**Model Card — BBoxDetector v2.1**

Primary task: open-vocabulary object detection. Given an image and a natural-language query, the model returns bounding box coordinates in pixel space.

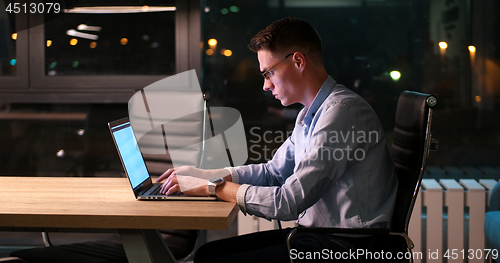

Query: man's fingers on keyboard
[166,184,181,196]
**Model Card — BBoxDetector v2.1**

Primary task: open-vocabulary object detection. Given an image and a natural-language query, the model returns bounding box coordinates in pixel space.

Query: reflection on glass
[0,13,16,76]
[44,1,176,76]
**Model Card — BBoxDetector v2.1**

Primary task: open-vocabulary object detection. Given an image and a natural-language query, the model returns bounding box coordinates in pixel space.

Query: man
[157,17,397,262]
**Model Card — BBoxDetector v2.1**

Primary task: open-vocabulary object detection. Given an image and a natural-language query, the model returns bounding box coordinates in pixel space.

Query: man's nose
[263,78,274,91]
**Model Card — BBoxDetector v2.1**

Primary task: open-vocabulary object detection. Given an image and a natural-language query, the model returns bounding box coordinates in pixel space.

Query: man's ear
[292,52,306,70]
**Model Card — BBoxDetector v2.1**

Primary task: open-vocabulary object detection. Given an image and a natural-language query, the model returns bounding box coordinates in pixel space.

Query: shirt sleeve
[225,167,250,214]
[236,184,251,215]
[242,102,373,221]
[234,135,296,187]
[225,167,239,184]
[230,131,296,216]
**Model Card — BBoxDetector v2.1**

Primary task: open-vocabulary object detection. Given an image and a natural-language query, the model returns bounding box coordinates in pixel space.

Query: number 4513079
[5,2,61,14]
[444,249,498,260]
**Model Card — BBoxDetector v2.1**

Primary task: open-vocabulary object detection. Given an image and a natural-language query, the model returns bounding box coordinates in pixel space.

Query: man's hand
[156,166,238,202]
[157,166,231,182]
[158,172,210,196]
[157,167,208,196]
[156,166,202,183]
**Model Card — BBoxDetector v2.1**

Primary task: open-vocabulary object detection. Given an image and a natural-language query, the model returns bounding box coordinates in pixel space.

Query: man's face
[257,50,302,106]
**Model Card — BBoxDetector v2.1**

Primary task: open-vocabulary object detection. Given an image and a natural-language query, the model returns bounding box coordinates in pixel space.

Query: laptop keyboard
[150,186,183,196]
[150,186,162,195]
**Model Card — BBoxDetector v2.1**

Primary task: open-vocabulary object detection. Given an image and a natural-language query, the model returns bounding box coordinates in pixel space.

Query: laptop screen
[110,120,150,190]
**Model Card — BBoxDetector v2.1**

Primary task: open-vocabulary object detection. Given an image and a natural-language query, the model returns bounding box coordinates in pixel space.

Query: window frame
[1,12,29,89]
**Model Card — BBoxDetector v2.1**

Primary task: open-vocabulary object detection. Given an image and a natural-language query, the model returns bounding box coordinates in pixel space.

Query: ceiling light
[67,29,99,40]
[64,6,176,14]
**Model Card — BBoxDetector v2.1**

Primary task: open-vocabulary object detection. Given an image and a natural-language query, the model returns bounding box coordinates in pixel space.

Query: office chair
[286,90,439,263]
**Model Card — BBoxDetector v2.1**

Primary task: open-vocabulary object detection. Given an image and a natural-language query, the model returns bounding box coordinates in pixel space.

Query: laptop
[108,117,217,201]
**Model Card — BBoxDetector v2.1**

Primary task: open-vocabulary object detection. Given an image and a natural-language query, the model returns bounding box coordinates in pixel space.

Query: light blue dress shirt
[231,76,397,228]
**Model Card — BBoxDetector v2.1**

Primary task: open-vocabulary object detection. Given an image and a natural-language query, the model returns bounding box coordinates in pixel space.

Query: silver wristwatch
[208,177,225,196]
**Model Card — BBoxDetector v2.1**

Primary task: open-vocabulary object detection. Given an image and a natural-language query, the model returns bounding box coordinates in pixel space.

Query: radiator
[237,166,500,263]
[411,177,497,263]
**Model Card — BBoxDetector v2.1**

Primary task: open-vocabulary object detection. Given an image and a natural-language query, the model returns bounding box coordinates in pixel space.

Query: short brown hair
[248,17,322,63]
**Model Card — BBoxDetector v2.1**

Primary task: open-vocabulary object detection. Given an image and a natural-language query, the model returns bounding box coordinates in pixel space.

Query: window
[0,0,201,177]
[1,0,499,178]
[43,2,176,76]
[0,11,16,76]
[201,0,500,174]
[0,0,199,102]
[0,11,28,88]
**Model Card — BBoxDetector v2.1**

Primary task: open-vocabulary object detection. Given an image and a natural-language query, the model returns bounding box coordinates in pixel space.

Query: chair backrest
[390,90,438,234]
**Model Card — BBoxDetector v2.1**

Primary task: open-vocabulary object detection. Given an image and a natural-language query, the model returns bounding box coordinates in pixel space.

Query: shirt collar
[302,76,335,127]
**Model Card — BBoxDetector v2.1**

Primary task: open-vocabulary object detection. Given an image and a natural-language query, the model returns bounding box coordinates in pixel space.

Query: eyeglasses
[260,53,294,80]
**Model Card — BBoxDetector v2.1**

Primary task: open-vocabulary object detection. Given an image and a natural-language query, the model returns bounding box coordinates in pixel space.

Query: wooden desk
[0,176,239,263]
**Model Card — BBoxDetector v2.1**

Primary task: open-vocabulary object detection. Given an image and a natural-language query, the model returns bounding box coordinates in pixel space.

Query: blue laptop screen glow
[113,123,149,189]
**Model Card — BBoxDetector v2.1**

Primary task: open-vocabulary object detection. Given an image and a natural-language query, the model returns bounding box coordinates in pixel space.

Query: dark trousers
[194,228,374,263]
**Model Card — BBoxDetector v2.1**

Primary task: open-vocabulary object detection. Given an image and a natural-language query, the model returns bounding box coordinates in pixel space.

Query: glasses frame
[260,53,294,80]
